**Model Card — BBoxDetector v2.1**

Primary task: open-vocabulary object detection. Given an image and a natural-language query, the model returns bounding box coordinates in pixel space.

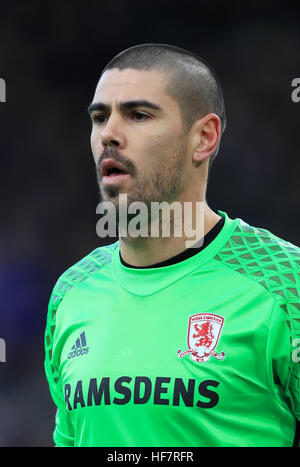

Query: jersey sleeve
[267,299,300,432]
[44,245,118,446]
[44,285,75,447]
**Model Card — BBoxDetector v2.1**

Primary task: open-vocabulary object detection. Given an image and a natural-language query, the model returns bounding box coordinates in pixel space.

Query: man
[44,44,300,447]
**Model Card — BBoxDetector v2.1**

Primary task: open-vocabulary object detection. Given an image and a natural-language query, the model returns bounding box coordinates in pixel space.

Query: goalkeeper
[44,44,300,447]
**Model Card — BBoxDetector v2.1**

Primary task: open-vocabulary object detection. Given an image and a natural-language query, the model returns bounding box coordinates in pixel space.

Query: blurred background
[0,0,299,446]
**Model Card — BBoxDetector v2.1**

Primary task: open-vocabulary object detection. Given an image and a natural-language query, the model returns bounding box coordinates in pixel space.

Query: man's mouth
[100,158,130,184]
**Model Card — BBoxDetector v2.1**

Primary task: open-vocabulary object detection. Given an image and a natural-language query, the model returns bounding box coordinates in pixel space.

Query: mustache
[96,146,137,177]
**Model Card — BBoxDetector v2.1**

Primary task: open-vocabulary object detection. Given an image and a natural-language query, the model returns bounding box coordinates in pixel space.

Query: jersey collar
[111,210,239,296]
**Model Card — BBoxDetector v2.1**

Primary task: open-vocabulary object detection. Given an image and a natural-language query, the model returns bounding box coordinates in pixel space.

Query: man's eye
[132,111,149,122]
[92,114,107,125]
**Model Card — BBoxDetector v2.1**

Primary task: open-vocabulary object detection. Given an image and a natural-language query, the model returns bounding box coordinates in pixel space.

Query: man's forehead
[93,68,169,101]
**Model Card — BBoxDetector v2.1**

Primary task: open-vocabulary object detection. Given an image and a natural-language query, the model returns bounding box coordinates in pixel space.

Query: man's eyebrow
[119,100,162,112]
[87,100,162,115]
[87,102,110,114]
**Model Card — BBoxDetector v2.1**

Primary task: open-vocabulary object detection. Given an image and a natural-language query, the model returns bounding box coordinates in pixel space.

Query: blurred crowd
[0,1,299,446]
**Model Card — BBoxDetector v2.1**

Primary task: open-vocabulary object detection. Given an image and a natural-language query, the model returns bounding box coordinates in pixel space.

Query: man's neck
[119,203,221,267]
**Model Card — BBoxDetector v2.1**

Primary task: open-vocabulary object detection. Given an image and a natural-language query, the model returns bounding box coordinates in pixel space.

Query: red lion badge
[178,313,225,363]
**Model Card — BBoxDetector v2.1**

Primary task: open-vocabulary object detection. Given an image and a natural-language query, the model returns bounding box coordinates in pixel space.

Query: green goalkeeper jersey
[44,210,300,447]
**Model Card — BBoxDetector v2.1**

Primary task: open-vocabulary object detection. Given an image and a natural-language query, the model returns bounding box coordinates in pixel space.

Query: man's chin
[101,186,120,201]
[100,176,134,200]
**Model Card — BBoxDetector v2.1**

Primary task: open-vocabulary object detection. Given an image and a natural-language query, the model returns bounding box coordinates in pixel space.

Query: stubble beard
[96,142,188,241]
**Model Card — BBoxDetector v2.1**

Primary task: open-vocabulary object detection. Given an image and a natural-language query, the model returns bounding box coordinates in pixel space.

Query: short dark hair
[101,43,226,169]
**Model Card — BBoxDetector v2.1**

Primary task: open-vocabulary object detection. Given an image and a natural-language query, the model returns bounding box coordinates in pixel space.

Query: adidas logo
[68,332,89,359]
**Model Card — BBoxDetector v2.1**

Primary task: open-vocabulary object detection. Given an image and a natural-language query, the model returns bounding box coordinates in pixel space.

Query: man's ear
[191,113,221,164]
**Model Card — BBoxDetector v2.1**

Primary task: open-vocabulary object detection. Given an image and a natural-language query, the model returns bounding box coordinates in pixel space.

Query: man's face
[89,68,190,210]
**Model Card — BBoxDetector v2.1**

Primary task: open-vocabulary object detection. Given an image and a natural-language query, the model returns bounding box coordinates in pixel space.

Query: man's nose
[101,114,126,148]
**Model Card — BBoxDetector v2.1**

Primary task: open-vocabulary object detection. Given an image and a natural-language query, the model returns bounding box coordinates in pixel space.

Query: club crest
[178,313,225,363]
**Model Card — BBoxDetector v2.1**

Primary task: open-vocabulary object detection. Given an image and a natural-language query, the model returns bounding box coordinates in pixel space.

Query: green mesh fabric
[45,243,117,384]
[214,218,300,414]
